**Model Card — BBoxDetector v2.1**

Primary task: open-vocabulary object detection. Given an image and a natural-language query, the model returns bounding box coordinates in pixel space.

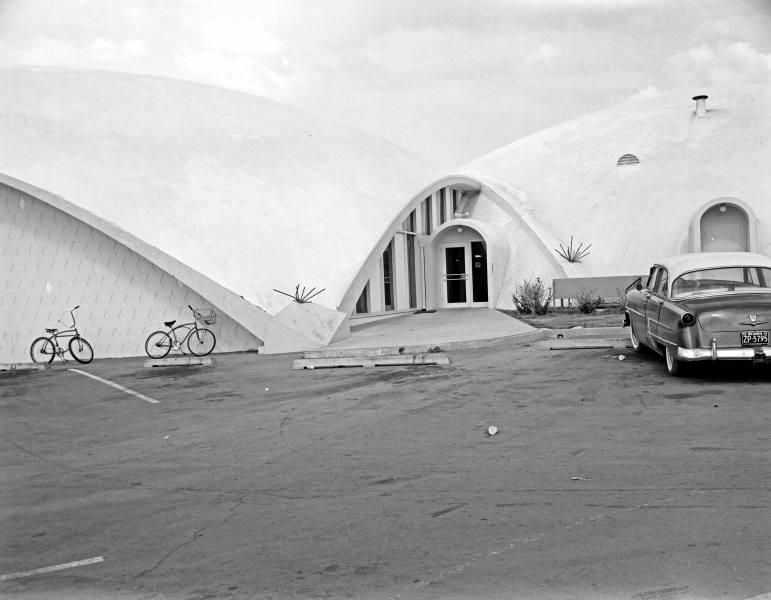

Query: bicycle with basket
[30,305,94,364]
[144,305,217,358]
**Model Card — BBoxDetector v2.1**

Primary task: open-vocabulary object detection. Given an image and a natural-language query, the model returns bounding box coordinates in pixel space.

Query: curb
[143,356,214,368]
[294,353,451,370]
[312,327,628,358]
[0,362,48,372]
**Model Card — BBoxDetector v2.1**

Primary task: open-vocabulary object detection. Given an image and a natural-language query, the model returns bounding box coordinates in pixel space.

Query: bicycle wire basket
[192,308,217,325]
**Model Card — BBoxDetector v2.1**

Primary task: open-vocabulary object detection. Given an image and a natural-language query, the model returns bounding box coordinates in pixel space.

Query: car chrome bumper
[677,345,771,362]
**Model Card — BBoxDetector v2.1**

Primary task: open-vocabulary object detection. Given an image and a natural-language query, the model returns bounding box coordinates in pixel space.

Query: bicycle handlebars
[58,306,80,328]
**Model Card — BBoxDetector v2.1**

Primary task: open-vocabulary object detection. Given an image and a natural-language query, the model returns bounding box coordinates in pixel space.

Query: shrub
[576,287,602,314]
[513,277,552,315]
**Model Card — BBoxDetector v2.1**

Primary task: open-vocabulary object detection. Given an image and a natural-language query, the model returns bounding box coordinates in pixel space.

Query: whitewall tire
[630,323,644,353]
[665,345,684,376]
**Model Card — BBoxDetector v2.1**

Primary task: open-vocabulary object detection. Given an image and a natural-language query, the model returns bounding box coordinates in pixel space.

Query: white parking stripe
[0,556,104,581]
[68,369,159,404]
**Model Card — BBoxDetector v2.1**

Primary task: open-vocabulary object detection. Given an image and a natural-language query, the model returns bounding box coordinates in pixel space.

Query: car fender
[655,301,698,349]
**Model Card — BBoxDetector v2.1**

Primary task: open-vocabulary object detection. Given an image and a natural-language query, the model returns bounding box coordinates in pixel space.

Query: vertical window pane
[439,189,446,224]
[407,235,417,308]
[471,241,488,302]
[383,240,394,311]
[355,282,369,314]
[423,197,432,235]
[445,246,466,303]
[402,209,415,232]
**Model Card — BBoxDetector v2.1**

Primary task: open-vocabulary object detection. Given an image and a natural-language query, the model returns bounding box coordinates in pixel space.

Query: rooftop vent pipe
[692,94,708,117]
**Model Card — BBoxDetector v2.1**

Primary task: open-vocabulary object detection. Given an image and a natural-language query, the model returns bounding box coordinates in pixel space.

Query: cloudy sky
[1,0,769,168]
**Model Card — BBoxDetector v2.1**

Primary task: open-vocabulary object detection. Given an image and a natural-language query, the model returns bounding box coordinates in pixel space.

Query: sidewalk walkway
[328,308,537,352]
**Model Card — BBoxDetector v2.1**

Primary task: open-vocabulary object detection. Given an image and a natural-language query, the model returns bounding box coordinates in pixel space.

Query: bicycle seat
[45,328,58,334]
[164,320,176,328]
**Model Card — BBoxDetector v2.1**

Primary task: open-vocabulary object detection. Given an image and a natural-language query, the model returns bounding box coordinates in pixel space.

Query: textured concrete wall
[1,185,261,364]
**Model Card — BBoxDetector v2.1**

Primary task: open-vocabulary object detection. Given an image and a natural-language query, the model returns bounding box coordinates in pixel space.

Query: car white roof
[655,252,771,279]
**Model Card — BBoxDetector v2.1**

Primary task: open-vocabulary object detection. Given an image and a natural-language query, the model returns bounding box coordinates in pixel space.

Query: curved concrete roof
[459,84,771,275]
[0,67,439,316]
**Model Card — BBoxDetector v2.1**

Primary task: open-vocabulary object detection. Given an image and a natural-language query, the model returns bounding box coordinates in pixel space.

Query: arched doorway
[700,203,749,252]
[433,223,489,308]
[441,240,488,307]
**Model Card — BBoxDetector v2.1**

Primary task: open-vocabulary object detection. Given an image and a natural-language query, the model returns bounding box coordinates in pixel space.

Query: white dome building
[2,67,768,364]
[0,67,439,363]
[341,83,770,317]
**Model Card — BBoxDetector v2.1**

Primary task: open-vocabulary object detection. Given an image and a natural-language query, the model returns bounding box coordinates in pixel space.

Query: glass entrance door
[442,242,488,307]
[444,246,467,304]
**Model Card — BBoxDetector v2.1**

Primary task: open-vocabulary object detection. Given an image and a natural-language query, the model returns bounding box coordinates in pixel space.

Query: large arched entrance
[700,202,749,252]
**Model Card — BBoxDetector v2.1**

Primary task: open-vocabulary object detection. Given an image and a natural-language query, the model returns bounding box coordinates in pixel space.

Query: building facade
[1,68,768,362]
[343,85,770,321]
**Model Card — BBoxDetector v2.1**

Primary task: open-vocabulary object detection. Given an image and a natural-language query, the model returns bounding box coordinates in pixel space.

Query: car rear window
[672,266,771,298]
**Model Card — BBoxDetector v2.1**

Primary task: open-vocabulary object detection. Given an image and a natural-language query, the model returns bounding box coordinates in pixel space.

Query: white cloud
[182,8,284,56]
[9,36,78,64]
[90,38,147,61]
[664,41,771,88]
[174,50,288,96]
[522,44,561,69]
[623,85,662,103]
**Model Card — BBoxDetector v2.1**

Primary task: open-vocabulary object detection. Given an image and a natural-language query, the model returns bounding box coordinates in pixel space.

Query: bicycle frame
[166,321,201,351]
[49,328,79,355]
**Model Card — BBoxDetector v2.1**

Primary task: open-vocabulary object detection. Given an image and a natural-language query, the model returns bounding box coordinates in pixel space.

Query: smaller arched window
[617,154,640,166]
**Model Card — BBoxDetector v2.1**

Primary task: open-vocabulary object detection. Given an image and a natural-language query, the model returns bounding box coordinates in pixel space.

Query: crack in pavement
[134,493,248,579]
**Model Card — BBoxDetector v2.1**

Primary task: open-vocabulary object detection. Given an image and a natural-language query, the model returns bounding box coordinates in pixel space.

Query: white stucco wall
[1,184,262,364]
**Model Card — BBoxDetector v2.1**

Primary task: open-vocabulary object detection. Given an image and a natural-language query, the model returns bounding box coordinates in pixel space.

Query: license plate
[741,330,769,346]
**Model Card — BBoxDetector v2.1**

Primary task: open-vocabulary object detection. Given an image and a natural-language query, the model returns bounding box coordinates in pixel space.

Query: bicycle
[144,305,217,359]
[30,305,94,364]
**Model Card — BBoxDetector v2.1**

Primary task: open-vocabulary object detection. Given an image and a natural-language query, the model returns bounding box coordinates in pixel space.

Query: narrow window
[439,189,446,224]
[383,239,394,311]
[452,189,459,217]
[355,282,369,314]
[402,209,416,232]
[422,197,432,235]
[406,235,417,309]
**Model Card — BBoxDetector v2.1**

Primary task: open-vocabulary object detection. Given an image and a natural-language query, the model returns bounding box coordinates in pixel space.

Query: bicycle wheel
[187,328,216,356]
[69,336,94,364]
[145,331,172,359]
[30,337,56,364]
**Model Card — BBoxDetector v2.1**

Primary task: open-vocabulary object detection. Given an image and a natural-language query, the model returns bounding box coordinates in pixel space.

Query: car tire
[629,322,645,353]
[665,345,686,376]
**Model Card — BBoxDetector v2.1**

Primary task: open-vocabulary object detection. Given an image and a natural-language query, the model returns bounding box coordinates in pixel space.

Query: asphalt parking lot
[1,340,769,600]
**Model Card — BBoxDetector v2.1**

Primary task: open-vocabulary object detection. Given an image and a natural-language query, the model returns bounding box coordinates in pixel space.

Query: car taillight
[681,313,696,327]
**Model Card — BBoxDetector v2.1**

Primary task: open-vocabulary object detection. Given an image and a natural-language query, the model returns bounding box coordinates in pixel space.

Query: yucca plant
[556,235,592,263]
[273,284,325,304]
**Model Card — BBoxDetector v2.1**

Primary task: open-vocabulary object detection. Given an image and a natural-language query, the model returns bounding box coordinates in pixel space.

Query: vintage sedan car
[624,252,771,375]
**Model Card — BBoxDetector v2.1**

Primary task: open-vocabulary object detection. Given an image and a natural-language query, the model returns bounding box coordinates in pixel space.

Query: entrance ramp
[329,308,538,352]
